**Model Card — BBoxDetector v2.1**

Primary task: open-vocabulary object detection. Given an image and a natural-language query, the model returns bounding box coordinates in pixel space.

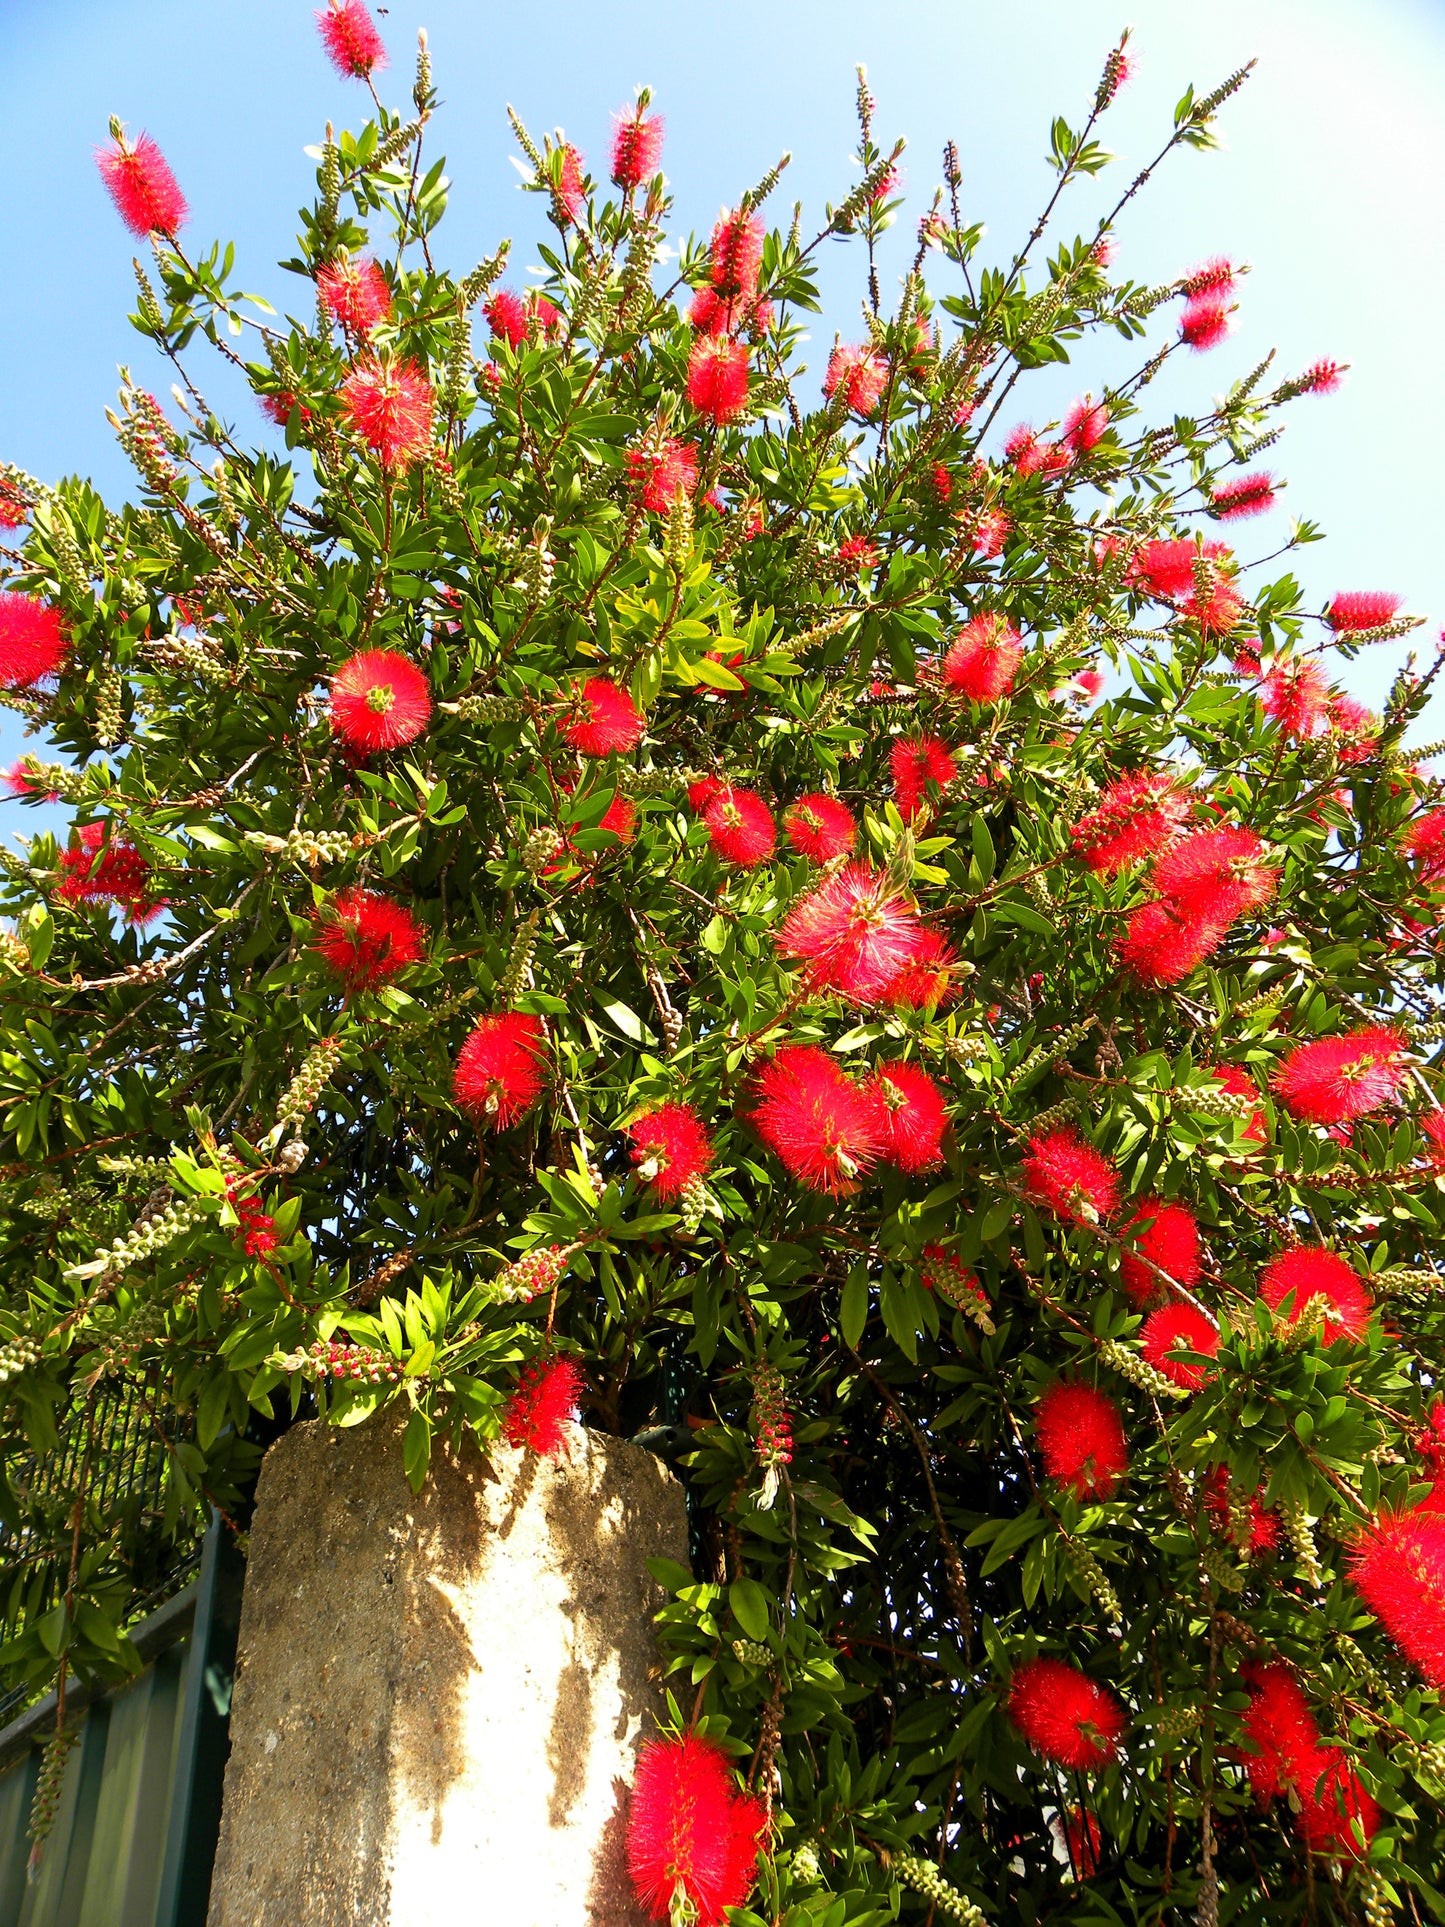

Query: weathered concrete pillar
[207,1411,687,1926]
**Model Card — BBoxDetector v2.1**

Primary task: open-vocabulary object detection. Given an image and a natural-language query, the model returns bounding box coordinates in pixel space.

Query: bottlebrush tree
[2,10,1444,1922]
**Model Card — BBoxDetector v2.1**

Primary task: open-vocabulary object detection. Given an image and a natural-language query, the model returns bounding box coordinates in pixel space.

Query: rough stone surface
[207,1412,687,1926]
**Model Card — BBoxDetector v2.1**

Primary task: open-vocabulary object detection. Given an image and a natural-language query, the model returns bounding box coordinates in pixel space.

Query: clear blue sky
[1,0,1442,809]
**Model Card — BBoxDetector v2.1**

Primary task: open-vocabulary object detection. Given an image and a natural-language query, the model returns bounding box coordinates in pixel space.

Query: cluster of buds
[520,826,563,876]
[791,1842,822,1886]
[1393,1730,1445,1788]
[449,691,527,724]
[66,1193,207,1282]
[93,1301,164,1377]
[97,1152,172,1180]
[277,1036,342,1127]
[27,1726,79,1850]
[919,1247,994,1334]
[20,760,95,804]
[679,1171,712,1237]
[18,1178,70,1220]
[1280,1499,1325,1586]
[277,1137,309,1175]
[489,1242,577,1306]
[110,385,184,494]
[730,1637,771,1667]
[0,929,30,973]
[1198,1541,1245,1595]
[1373,1266,1442,1303]
[750,1361,793,1511]
[497,910,540,1004]
[617,765,702,799]
[512,517,555,604]
[247,827,359,865]
[1097,1337,1191,1401]
[890,1855,988,1927]
[144,631,231,686]
[94,669,125,747]
[1153,1700,1203,1748]
[293,1339,402,1385]
[1066,1538,1124,1624]
[1362,1871,1396,1927]
[1009,1017,1096,1092]
[0,1333,42,1384]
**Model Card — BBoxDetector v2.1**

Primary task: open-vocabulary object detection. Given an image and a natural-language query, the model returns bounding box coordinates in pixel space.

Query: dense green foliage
[2,25,1443,1924]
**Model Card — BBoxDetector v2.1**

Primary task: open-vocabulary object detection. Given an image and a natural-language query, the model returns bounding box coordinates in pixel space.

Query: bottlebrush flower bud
[277,1035,343,1126]
[892,1856,987,1927]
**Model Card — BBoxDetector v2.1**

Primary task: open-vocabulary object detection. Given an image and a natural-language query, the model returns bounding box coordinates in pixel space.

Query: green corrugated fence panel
[0,1515,243,1927]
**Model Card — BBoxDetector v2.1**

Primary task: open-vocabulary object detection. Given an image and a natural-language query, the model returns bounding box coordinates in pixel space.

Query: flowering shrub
[2,13,1444,1920]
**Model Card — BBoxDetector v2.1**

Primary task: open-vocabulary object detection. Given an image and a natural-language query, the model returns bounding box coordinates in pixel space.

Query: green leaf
[729,1577,770,1642]
[840,1264,869,1351]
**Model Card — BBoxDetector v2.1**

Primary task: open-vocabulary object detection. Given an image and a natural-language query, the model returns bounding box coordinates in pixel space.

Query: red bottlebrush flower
[1022,1127,1120,1227]
[746,1045,887,1196]
[1422,1111,1445,1173]
[1203,1466,1279,1554]
[596,793,636,843]
[1008,1657,1125,1770]
[1259,1247,1372,1345]
[784,793,856,864]
[1210,471,1275,519]
[1352,1509,1445,1688]
[1180,297,1232,350]
[1035,1381,1127,1500]
[1272,1024,1407,1125]
[503,1356,583,1456]
[1118,1198,1201,1308]
[3,761,57,802]
[962,505,1011,558]
[1296,1751,1379,1860]
[1130,536,1234,604]
[1062,396,1109,454]
[927,462,953,505]
[776,864,927,1004]
[0,593,66,688]
[1207,1063,1268,1143]
[1139,1301,1219,1391]
[229,1188,279,1259]
[1093,234,1117,267]
[1117,900,1225,987]
[562,678,645,756]
[260,388,310,429]
[1326,591,1402,634]
[312,888,423,993]
[882,926,958,1014]
[329,649,432,753]
[339,357,434,468]
[628,439,698,512]
[1070,772,1190,876]
[687,337,750,423]
[687,776,725,812]
[703,787,776,866]
[97,131,187,238]
[1260,659,1330,738]
[626,1102,714,1200]
[1329,693,1378,761]
[1151,826,1278,922]
[1063,1808,1103,1878]
[485,289,529,348]
[627,1733,765,1927]
[610,108,664,188]
[528,292,562,338]
[57,823,163,924]
[1180,256,1236,300]
[1240,1662,1322,1805]
[708,209,765,299]
[1407,810,1445,882]
[1178,562,1244,637]
[0,481,29,530]
[941,613,1023,703]
[453,1012,547,1128]
[891,734,956,822]
[316,255,392,335]
[1299,357,1343,395]
[316,0,387,76]
[553,144,586,224]
[837,535,880,574]
[688,287,771,337]
[824,344,888,417]
[870,1060,947,1174]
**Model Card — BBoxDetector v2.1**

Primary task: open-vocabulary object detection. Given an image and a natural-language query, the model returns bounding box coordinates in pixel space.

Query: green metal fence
[0,1513,244,1926]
